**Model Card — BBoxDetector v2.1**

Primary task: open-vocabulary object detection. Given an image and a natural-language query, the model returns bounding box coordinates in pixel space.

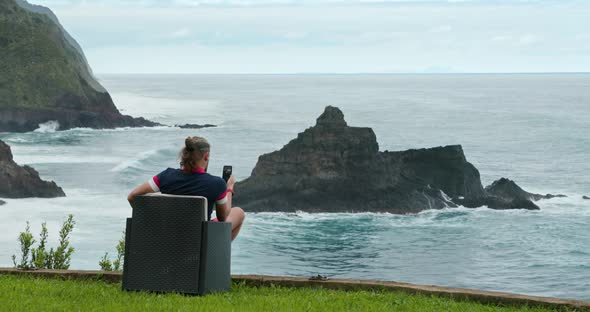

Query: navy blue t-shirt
[148,167,227,219]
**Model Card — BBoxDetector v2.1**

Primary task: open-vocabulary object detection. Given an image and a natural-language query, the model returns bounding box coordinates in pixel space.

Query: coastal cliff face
[234,106,544,213]
[0,0,156,132]
[0,140,65,198]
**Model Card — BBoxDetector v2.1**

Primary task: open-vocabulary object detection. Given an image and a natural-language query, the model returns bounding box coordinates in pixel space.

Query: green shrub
[11,215,76,270]
[12,222,35,270]
[50,215,76,270]
[31,222,48,269]
[98,253,113,271]
[99,231,125,271]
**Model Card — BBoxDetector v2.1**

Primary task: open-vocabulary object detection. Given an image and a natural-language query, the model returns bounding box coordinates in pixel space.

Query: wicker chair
[122,194,231,295]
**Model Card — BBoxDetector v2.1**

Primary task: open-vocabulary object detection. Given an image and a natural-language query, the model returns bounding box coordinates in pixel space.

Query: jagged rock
[0,140,65,198]
[176,123,217,129]
[583,196,590,200]
[0,0,158,132]
[485,178,566,201]
[234,106,540,213]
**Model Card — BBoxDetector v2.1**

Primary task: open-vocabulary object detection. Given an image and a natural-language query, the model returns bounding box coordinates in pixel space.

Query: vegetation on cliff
[0,0,156,131]
[0,0,111,111]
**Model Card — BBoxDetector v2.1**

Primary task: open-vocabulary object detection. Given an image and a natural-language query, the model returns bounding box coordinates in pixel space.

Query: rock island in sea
[234,106,563,214]
[0,140,65,198]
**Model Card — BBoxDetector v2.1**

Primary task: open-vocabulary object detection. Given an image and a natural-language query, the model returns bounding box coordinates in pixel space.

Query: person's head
[180,136,210,172]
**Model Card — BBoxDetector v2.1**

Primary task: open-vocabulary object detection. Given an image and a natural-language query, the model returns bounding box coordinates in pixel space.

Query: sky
[30,0,590,74]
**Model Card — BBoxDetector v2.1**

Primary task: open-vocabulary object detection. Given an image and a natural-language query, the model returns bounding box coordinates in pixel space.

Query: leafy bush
[51,215,76,269]
[99,232,125,271]
[31,222,48,269]
[98,253,113,271]
[12,215,76,270]
[11,222,35,270]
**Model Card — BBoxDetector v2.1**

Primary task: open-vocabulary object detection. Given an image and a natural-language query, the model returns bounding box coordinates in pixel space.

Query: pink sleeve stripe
[216,190,228,201]
[153,176,160,187]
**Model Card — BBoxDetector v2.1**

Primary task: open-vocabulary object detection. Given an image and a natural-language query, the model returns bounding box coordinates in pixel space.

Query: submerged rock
[583,196,590,200]
[234,106,542,213]
[175,123,217,129]
[454,196,540,210]
[0,140,65,198]
[0,199,5,206]
[0,0,157,132]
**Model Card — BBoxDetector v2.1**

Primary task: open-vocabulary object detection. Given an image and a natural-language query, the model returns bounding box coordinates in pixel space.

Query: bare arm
[215,175,235,221]
[127,182,155,208]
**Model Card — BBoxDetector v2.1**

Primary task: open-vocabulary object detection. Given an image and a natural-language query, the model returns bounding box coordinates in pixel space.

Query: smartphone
[222,165,232,182]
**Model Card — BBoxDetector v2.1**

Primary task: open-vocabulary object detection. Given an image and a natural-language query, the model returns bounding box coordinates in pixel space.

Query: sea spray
[34,120,60,133]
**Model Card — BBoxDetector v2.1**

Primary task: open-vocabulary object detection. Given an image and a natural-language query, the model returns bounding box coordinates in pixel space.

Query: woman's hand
[227,175,236,189]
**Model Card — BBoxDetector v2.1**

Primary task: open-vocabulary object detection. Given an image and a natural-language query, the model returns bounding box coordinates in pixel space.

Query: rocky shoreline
[234,106,563,213]
[0,140,65,199]
[0,107,159,133]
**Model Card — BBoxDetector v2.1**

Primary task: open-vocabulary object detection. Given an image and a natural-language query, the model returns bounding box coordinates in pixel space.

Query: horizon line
[96,71,590,76]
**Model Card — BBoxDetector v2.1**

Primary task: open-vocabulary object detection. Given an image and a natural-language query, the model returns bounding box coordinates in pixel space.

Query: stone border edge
[1,268,588,311]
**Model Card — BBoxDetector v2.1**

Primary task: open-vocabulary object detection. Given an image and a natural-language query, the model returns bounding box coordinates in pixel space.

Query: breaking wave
[34,120,60,133]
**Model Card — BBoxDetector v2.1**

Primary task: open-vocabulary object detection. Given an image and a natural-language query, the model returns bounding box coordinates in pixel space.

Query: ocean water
[1,74,589,300]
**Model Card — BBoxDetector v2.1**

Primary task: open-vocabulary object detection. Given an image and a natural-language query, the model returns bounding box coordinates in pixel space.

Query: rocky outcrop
[175,123,217,129]
[0,0,157,132]
[0,199,5,205]
[583,196,590,200]
[485,178,566,201]
[234,106,548,213]
[0,106,158,132]
[0,140,65,198]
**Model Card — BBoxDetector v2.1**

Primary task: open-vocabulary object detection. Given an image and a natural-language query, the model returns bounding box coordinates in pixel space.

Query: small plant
[50,214,76,270]
[11,215,76,270]
[98,253,113,271]
[31,222,49,269]
[12,222,35,270]
[99,231,125,271]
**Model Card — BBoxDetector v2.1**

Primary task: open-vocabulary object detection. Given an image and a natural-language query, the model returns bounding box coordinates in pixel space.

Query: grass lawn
[0,274,569,311]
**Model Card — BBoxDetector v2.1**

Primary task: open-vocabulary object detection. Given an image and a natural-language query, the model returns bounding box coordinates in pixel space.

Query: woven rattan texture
[124,196,207,294]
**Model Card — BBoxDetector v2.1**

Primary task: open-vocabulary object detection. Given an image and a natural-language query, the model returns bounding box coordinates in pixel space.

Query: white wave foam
[64,126,175,133]
[110,147,170,172]
[13,154,122,165]
[2,137,30,143]
[34,120,60,133]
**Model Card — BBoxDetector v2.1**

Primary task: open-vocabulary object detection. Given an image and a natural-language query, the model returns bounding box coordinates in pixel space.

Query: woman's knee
[232,207,245,221]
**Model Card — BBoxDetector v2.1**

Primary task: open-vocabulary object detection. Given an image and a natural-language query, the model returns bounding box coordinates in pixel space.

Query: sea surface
[1,74,589,300]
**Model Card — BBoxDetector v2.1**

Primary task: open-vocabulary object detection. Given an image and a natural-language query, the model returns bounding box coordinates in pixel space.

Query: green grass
[0,274,569,312]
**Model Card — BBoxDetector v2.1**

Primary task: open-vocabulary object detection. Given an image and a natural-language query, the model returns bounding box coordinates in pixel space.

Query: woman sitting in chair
[127,136,245,241]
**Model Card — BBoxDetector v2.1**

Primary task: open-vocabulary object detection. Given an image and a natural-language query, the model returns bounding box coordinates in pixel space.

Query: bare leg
[226,207,245,241]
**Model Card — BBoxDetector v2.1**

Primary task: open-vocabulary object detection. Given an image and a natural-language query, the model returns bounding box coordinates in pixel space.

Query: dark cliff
[0,140,65,198]
[234,106,544,213]
[0,0,157,132]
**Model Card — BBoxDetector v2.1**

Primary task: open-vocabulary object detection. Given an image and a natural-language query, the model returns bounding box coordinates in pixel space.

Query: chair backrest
[124,194,209,293]
[144,192,208,220]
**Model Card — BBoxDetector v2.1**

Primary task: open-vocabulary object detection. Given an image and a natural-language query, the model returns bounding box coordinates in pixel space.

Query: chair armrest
[199,221,232,294]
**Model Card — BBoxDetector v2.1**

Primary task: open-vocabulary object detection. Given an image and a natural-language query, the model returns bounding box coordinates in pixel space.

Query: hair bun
[185,137,194,151]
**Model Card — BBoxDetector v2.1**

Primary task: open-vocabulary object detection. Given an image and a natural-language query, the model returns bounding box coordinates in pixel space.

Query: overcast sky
[31,0,590,74]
